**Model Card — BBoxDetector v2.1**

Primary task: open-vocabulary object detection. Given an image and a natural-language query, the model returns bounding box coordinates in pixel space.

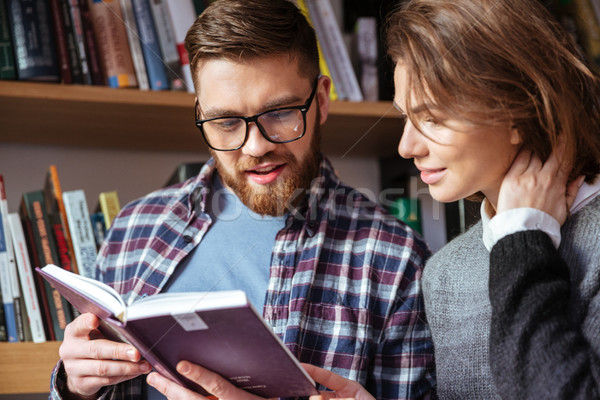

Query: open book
[37,264,318,398]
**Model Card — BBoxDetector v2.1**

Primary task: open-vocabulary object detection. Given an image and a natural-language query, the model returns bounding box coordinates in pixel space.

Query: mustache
[236,154,297,171]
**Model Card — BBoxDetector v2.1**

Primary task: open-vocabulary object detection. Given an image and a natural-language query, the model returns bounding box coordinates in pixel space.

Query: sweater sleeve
[488,230,600,400]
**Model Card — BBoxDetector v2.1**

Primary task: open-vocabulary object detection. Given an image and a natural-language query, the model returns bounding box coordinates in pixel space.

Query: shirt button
[182,235,193,243]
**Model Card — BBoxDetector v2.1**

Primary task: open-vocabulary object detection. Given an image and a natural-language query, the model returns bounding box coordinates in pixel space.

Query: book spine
[87,0,137,88]
[98,191,120,229]
[8,213,46,343]
[58,0,86,84]
[148,0,184,90]
[163,0,195,92]
[0,211,18,342]
[65,0,93,84]
[78,0,103,84]
[63,190,98,279]
[48,0,73,84]
[131,0,169,90]
[309,0,363,101]
[296,0,339,101]
[90,211,106,250]
[0,0,16,80]
[119,0,149,90]
[21,191,72,340]
[5,0,60,81]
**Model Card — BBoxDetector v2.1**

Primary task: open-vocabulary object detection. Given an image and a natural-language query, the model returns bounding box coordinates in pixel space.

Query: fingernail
[177,362,190,374]
[127,349,137,361]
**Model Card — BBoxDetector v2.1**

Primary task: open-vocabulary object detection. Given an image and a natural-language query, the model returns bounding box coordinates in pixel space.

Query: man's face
[195,55,330,216]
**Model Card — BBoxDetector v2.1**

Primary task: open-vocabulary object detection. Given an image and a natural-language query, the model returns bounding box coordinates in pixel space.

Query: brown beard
[212,121,321,216]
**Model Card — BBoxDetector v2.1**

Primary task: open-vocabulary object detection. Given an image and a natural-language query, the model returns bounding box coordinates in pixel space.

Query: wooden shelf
[0,341,61,394]
[0,81,402,157]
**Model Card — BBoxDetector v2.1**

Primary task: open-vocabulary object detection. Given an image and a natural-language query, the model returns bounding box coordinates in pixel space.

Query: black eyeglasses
[195,79,318,151]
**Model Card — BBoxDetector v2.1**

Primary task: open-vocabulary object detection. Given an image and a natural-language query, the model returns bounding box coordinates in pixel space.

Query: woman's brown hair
[386,0,600,185]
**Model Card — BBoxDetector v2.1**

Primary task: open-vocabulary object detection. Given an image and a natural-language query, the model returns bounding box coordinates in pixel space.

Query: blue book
[131,0,169,90]
[0,212,18,342]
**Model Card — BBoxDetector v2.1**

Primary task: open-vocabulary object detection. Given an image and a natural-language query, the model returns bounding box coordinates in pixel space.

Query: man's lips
[245,163,286,184]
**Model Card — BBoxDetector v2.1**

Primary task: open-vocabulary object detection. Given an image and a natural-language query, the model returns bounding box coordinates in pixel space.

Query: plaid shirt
[50,156,435,400]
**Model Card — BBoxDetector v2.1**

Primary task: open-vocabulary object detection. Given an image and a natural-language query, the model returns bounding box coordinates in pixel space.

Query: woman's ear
[509,125,522,145]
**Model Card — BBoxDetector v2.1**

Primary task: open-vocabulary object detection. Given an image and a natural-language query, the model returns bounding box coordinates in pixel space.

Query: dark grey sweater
[423,196,600,399]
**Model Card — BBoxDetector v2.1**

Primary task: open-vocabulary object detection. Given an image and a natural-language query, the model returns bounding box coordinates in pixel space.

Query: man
[49,1,434,399]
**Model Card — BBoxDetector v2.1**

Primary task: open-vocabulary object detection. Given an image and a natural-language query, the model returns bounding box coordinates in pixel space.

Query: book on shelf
[43,165,79,275]
[131,0,170,90]
[0,206,18,342]
[5,0,60,81]
[37,264,319,398]
[354,17,379,101]
[86,0,137,88]
[90,211,106,250]
[63,190,98,279]
[296,0,339,101]
[98,191,121,229]
[56,0,86,84]
[0,0,16,80]
[0,291,6,341]
[48,0,74,84]
[0,175,21,342]
[8,213,47,343]
[163,0,195,93]
[148,0,185,91]
[119,0,150,90]
[77,0,104,85]
[304,0,363,101]
[63,0,94,85]
[20,190,73,341]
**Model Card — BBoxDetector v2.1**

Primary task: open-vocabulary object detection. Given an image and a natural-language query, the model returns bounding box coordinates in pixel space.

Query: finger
[147,371,207,400]
[566,175,585,209]
[176,361,265,400]
[302,364,353,393]
[65,358,152,379]
[64,313,100,338]
[60,336,142,363]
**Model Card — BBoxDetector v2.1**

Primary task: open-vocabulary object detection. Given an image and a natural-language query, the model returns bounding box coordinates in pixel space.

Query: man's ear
[317,76,331,125]
[510,125,522,145]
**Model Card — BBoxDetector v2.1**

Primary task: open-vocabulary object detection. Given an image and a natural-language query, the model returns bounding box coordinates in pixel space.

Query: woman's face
[393,63,521,207]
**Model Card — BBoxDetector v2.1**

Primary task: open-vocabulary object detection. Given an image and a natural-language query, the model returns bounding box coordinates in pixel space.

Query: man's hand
[303,364,375,400]
[497,145,583,225]
[146,361,274,400]
[59,313,152,399]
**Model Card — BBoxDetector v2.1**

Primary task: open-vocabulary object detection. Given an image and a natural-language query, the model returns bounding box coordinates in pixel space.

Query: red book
[37,264,318,398]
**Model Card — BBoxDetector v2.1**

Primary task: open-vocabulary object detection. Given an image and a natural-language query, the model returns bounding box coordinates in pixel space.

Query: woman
[386,0,600,398]
[146,0,600,399]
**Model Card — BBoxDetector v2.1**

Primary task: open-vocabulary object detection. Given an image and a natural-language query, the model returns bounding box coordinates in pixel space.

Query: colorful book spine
[98,191,120,229]
[119,0,150,90]
[57,0,86,84]
[65,0,93,84]
[0,211,18,342]
[87,0,137,88]
[163,0,195,92]
[90,211,106,250]
[131,0,169,90]
[21,191,72,341]
[0,0,16,80]
[5,0,60,81]
[8,213,46,343]
[148,0,184,90]
[63,190,98,279]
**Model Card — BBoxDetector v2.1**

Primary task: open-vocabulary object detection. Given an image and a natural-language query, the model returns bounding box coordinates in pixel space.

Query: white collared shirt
[482,177,600,251]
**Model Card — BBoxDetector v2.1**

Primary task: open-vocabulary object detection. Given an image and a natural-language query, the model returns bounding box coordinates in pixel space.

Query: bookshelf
[0,81,402,158]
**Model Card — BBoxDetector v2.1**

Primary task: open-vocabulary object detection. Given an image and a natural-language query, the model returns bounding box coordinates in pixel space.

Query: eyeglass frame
[194,78,319,151]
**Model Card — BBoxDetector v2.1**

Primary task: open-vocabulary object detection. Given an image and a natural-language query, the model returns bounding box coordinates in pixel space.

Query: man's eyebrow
[199,94,305,119]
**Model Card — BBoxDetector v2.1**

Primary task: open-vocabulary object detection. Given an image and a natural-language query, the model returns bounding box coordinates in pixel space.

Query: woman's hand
[497,145,582,225]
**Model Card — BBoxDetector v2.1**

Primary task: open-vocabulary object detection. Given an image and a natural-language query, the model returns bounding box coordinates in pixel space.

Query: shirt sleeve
[488,230,600,399]
[488,207,561,248]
